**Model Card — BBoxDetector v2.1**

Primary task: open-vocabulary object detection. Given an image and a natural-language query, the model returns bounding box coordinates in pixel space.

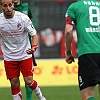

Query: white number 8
[89,6,100,26]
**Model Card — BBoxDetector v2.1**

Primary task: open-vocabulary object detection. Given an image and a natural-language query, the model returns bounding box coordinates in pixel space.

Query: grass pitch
[0,86,99,100]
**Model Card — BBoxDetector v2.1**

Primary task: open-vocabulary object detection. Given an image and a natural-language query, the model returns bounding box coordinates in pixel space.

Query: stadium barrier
[0,59,78,87]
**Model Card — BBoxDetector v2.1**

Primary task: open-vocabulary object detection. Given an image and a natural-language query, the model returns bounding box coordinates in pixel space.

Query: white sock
[12,92,22,100]
[33,85,43,99]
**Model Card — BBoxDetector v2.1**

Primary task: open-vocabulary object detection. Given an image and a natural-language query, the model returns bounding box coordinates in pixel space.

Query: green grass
[0,86,99,100]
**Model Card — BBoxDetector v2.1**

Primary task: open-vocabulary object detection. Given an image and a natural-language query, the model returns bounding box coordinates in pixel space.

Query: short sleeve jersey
[65,0,100,57]
[0,11,36,61]
[14,3,34,44]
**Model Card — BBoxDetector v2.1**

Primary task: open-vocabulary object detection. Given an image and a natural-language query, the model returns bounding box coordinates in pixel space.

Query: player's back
[71,0,100,34]
[66,0,100,57]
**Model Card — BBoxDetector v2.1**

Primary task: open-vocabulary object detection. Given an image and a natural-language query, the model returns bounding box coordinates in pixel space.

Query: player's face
[12,0,20,5]
[1,0,14,18]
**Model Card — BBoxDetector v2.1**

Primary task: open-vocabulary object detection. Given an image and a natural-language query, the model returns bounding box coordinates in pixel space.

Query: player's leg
[87,97,96,100]
[98,84,100,98]
[4,60,22,100]
[10,77,22,100]
[25,83,32,100]
[80,86,95,100]
[21,57,46,100]
[24,77,46,100]
[78,54,99,100]
[25,54,37,100]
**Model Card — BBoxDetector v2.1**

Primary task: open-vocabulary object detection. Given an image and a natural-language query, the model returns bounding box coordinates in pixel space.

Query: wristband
[32,44,37,48]
[66,50,71,55]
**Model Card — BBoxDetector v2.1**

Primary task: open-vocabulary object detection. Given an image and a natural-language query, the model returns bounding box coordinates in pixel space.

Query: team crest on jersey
[17,23,22,30]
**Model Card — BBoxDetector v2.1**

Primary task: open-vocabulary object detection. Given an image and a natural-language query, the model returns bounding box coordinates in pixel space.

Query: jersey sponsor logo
[1,31,21,37]
[85,26,100,32]
[17,23,22,30]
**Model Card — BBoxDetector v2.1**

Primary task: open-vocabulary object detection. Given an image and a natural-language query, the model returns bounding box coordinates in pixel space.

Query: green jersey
[14,2,33,44]
[66,0,100,57]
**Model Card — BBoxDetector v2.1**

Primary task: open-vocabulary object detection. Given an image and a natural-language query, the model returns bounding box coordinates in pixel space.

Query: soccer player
[65,0,100,100]
[12,0,38,100]
[0,0,46,100]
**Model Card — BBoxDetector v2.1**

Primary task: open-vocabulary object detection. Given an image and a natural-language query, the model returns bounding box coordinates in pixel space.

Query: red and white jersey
[0,11,36,61]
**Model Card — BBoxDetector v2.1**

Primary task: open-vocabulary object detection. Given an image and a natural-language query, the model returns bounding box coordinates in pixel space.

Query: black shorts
[78,54,100,90]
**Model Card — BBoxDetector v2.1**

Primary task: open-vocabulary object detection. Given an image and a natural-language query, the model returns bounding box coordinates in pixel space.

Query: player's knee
[9,78,19,88]
[25,80,33,86]
[24,76,33,85]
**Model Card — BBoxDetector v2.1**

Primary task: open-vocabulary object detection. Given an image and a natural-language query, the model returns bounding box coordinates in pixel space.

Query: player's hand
[26,45,38,54]
[65,55,75,64]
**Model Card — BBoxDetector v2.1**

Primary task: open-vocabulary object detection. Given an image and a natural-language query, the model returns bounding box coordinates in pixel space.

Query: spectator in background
[65,0,100,100]
[56,0,65,4]
[56,0,67,21]
[12,0,39,100]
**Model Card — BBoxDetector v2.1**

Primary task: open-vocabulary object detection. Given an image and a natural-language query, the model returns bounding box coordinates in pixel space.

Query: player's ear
[0,4,2,10]
[12,2,14,8]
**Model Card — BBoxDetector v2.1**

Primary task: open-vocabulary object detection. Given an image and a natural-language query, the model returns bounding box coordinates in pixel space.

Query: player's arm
[26,28,38,54]
[27,5,37,66]
[28,6,38,45]
[65,16,75,64]
[24,16,38,54]
[31,33,38,50]
[26,33,38,54]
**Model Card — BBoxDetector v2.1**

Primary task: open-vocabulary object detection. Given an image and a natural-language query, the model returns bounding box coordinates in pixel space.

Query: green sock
[87,97,96,100]
[25,84,33,100]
